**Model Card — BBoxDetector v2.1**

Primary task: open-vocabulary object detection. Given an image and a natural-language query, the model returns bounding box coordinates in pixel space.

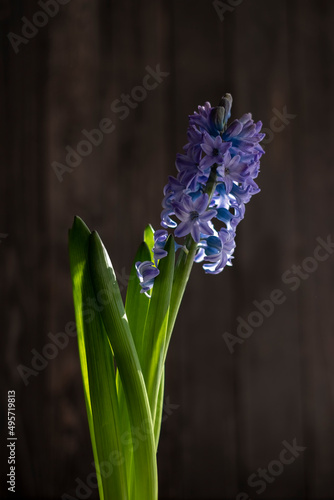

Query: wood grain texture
[1,0,334,498]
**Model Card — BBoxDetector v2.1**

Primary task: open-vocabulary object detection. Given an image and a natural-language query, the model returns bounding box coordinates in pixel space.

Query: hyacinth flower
[68,93,265,500]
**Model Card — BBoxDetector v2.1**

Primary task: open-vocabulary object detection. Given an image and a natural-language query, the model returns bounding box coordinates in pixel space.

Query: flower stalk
[165,167,219,357]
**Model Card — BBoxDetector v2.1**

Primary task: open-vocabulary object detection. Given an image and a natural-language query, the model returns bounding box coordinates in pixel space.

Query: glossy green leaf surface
[144,224,155,263]
[141,236,175,425]
[88,231,158,500]
[125,241,151,362]
[68,216,128,500]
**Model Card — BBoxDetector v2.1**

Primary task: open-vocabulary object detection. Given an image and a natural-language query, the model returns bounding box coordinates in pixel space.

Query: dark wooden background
[1,0,334,498]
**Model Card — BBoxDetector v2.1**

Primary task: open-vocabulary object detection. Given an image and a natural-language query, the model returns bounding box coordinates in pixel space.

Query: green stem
[163,236,196,359]
[164,167,218,359]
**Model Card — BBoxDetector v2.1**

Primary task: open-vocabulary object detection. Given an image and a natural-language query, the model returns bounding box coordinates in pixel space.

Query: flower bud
[209,93,233,133]
[209,106,225,132]
[219,93,233,122]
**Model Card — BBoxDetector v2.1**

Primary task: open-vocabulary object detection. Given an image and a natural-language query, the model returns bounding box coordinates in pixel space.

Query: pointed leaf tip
[144,225,155,263]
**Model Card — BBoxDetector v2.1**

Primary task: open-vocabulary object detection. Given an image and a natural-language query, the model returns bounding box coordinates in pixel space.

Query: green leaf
[144,224,155,262]
[68,216,128,500]
[141,235,175,427]
[88,231,158,500]
[116,241,152,494]
[125,241,151,362]
[153,368,165,450]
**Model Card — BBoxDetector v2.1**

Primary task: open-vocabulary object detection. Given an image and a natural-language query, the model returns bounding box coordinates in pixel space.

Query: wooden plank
[286,1,334,498]
[231,1,305,498]
[48,1,110,497]
[0,1,51,497]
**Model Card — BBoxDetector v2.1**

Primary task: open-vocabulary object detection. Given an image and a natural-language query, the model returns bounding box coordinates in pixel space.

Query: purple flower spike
[156,93,265,276]
[173,193,217,243]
